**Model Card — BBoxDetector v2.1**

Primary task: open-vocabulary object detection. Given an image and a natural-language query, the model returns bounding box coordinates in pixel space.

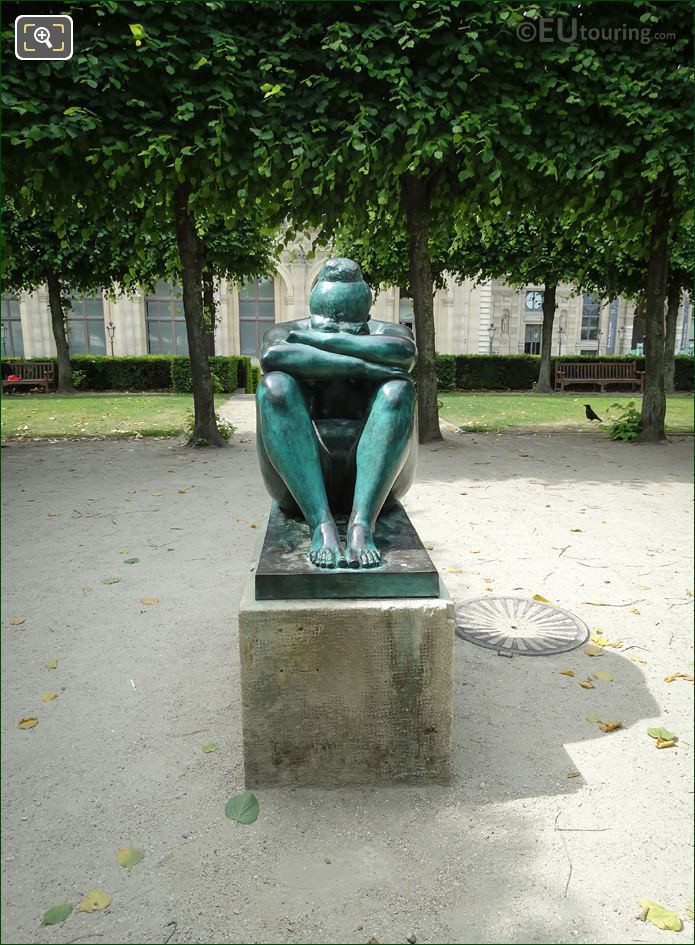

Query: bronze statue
[256,258,417,569]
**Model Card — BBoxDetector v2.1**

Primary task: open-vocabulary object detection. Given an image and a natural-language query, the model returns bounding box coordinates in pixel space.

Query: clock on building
[525,290,544,311]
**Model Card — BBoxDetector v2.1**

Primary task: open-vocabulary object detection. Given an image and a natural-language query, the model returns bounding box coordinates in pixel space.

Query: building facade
[3,243,692,362]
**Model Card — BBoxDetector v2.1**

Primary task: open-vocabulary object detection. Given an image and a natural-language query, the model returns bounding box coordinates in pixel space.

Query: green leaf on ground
[79,888,112,912]
[45,659,58,670]
[116,847,144,869]
[102,577,121,585]
[586,713,601,723]
[225,792,259,825]
[202,743,220,753]
[647,727,677,741]
[638,900,683,931]
[124,557,140,565]
[41,903,73,926]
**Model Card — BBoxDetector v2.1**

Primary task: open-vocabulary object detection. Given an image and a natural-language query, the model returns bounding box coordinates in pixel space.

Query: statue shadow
[450,640,660,803]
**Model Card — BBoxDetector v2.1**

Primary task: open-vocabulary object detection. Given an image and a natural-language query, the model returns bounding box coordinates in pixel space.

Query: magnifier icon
[34,26,53,49]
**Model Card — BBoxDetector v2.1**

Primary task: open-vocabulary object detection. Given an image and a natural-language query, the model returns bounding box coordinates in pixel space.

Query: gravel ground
[2,394,693,945]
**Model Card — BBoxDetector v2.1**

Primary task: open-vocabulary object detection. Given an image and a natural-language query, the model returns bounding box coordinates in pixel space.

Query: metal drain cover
[455,596,589,656]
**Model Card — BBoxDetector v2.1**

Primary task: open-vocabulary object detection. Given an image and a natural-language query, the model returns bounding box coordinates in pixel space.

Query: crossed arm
[260,326,416,381]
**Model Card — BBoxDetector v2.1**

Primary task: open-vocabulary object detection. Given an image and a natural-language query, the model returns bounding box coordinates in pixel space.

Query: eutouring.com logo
[515,17,676,45]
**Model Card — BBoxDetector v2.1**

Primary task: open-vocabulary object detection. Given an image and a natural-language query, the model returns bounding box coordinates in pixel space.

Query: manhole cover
[454,596,589,656]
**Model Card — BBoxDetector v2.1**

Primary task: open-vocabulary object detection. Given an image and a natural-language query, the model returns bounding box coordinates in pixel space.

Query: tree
[2,199,162,392]
[3,1,289,443]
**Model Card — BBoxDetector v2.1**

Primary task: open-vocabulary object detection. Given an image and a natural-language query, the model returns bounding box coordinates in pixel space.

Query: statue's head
[309,257,372,335]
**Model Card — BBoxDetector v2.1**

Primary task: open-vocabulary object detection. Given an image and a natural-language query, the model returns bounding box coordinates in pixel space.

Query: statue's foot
[309,521,347,569]
[346,522,381,569]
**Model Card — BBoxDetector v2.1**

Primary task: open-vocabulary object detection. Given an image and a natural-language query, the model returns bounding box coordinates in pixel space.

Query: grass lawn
[438,391,694,434]
[0,393,228,439]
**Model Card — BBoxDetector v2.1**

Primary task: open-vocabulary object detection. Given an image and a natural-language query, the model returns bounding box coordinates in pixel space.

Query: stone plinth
[238,574,454,787]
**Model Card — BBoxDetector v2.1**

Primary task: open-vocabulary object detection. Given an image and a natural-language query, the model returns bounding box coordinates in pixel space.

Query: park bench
[1,361,56,394]
[554,361,645,393]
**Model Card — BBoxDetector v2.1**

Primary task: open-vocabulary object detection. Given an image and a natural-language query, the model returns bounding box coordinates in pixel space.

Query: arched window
[67,293,106,354]
[1,297,24,357]
[239,277,275,358]
[145,282,188,355]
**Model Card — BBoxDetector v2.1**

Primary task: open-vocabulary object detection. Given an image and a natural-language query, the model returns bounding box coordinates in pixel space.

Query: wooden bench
[554,361,644,393]
[2,361,56,394]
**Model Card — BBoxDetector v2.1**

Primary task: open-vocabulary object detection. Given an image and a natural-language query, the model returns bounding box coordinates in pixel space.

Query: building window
[524,324,541,354]
[145,281,188,355]
[524,290,544,312]
[581,294,601,341]
[239,277,275,358]
[67,293,106,354]
[580,349,596,356]
[398,294,414,335]
[1,297,24,358]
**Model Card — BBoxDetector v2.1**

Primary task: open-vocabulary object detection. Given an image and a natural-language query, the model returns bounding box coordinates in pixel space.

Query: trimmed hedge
[436,354,693,392]
[71,355,173,390]
[248,364,262,393]
[170,355,251,393]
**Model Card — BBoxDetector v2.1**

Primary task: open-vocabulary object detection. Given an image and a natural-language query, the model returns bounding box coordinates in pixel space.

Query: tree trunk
[173,182,226,446]
[46,270,75,393]
[202,268,216,357]
[663,274,681,395]
[536,281,557,394]
[638,187,670,443]
[402,173,442,444]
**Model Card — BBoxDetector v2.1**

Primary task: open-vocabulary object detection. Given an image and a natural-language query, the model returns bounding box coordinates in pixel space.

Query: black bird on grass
[584,404,603,422]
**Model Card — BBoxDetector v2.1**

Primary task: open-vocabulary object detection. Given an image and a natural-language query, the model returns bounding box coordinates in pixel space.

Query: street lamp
[1,321,7,356]
[557,323,566,357]
[487,322,496,355]
[618,325,626,355]
[596,328,603,355]
[106,321,116,356]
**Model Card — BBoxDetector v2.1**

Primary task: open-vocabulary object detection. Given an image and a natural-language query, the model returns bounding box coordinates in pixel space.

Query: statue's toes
[346,548,360,569]
[335,549,348,568]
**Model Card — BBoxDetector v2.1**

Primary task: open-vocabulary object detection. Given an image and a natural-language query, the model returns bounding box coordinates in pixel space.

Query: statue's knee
[380,379,415,413]
[258,371,296,409]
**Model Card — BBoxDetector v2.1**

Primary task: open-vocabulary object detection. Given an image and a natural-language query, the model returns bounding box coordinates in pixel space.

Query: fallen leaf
[656,737,677,749]
[249,523,258,528]
[468,549,480,554]
[586,713,601,723]
[594,671,614,681]
[637,900,683,932]
[567,770,581,779]
[102,577,121,585]
[629,607,640,615]
[151,491,162,496]
[47,512,57,517]
[202,743,220,753]
[599,721,622,733]
[79,889,112,913]
[9,616,25,625]
[630,655,647,664]
[83,586,93,594]
[560,669,575,677]
[484,585,493,591]
[647,727,677,741]
[483,577,493,582]
[579,679,595,689]
[446,566,462,573]
[45,659,58,670]
[41,692,58,702]
[533,594,555,605]
[583,644,604,657]
[664,672,694,683]
[123,557,140,565]
[140,597,158,605]
[424,544,434,550]
[685,901,694,921]
[570,527,584,532]
[368,938,380,944]
[636,584,651,590]
[116,847,144,869]
[41,903,73,926]
[119,549,129,554]
[18,716,39,729]
[225,792,259,825]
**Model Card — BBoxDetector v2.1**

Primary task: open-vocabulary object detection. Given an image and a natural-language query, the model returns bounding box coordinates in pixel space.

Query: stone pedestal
[238,574,454,787]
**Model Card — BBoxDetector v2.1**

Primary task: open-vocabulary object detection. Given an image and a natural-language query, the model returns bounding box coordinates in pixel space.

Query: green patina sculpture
[256,257,417,569]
